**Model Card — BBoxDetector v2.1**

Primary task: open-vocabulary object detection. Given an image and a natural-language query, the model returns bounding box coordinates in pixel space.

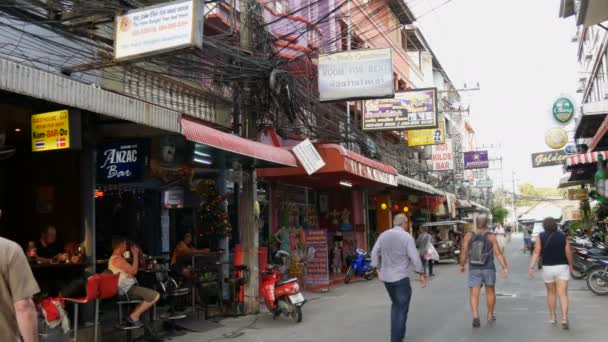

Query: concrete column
[239,168,259,314]
[216,156,230,301]
[81,115,96,273]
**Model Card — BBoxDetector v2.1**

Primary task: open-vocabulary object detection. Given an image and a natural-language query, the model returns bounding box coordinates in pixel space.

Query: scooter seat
[276,278,298,286]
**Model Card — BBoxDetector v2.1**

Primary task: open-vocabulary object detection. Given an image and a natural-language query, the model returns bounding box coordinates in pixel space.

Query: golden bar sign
[31,110,71,152]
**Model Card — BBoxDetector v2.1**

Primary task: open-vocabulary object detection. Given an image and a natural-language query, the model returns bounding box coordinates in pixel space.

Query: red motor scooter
[260,251,306,323]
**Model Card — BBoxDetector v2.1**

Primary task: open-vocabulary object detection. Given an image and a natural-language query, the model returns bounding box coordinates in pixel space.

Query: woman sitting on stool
[109,238,160,328]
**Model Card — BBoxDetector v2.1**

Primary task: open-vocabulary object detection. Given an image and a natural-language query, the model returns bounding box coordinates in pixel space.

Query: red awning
[566,151,607,167]
[181,117,297,167]
[590,113,608,151]
[257,144,398,187]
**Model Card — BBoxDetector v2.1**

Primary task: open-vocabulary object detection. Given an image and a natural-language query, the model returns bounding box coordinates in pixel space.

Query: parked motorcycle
[586,257,608,295]
[260,251,306,323]
[344,248,376,284]
[571,246,607,279]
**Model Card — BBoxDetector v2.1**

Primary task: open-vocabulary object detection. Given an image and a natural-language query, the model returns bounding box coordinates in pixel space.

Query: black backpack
[468,232,491,266]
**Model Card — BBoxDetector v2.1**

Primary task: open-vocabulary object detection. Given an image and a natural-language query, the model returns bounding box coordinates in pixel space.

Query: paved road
[175,234,606,341]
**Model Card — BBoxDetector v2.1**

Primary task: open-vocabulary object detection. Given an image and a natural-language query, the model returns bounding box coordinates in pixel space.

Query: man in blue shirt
[371,213,426,342]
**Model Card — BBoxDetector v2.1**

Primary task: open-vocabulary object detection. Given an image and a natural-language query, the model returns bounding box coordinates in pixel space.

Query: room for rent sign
[432,139,453,171]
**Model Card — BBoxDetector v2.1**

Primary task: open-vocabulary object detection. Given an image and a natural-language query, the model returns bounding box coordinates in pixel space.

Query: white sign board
[318,48,394,102]
[432,139,453,171]
[292,139,326,175]
[114,0,203,61]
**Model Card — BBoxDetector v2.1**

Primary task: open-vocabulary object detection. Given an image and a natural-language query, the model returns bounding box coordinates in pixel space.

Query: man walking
[0,210,41,342]
[371,213,426,342]
[460,214,509,328]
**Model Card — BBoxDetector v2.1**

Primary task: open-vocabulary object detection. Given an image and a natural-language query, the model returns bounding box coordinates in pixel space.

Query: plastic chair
[63,274,101,342]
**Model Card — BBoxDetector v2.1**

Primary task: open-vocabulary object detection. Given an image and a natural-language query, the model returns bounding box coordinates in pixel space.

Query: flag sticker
[56,138,66,148]
[35,140,45,149]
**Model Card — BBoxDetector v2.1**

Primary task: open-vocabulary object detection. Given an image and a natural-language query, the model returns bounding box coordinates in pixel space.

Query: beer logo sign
[552,97,575,125]
[545,127,569,149]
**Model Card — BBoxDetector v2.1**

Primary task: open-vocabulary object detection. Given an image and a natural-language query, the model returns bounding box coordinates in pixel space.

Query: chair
[63,274,101,342]
[155,270,190,338]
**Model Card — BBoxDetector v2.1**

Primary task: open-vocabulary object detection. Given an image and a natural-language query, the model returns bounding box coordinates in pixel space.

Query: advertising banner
[97,140,149,183]
[31,110,71,152]
[463,151,489,170]
[568,189,588,201]
[318,48,394,102]
[431,139,453,171]
[530,150,567,168]
[292,139,326,175]
[407,119,445,147]
[363,88,438,131]
[305,230,329,288]
[114,0,204,61]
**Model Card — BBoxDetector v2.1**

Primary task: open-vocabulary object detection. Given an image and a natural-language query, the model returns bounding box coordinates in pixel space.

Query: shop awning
[257,144,398,187]
[181,117,298,168]
[590,112,608,151]
[456,199,473,209]
[575,100,608,139]
[470,201,491,213]
[566,151,607,167]
[397,175,443,196]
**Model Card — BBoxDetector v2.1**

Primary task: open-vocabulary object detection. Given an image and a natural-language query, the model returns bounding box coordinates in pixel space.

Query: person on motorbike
[529,217,574,330]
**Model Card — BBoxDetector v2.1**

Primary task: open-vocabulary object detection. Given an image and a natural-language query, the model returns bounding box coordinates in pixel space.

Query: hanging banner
[114,0,204,61]
[530,150,567,168]
[305,230,329,288]
[292,139,326,175]
[432,139,453,171]
[97,140,149,183]
[463,151,489,169]
[363,88,438,131]
[318,48,394,102]
[407,119,446,147]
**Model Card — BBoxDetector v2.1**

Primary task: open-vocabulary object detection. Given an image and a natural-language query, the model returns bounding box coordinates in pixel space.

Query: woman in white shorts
[528,217,574,330]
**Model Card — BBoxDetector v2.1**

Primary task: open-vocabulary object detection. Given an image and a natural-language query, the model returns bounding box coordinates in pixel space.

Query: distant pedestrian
[416,227,434,277]
[0,210,41,342]
[460,214,509,328]
[371,213,426,342]
[528,217,573,330]
[505,225,512,242]
[495,224,506,252]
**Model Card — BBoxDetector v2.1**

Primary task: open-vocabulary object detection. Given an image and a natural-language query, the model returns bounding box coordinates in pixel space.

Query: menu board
[305,230,329,288]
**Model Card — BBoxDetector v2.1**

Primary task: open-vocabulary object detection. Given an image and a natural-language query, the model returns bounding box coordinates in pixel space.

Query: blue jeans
[384,277,412,342]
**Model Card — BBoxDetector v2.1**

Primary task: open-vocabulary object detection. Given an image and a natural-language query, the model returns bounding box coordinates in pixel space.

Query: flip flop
[472,318,481,328]
[561,321,569,330]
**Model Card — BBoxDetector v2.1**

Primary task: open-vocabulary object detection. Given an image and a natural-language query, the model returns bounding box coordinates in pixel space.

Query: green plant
[492,206,509,224]
[568,220,583,235]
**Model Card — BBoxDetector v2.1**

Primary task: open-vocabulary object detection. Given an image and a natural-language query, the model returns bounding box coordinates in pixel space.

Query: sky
[411,0,580,189]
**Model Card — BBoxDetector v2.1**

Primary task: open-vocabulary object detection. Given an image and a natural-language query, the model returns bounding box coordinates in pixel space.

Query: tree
[516,183,567,207]
[492,206,509,224]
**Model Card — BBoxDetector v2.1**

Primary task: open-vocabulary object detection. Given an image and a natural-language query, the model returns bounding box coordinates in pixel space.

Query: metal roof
[0,58,181,133]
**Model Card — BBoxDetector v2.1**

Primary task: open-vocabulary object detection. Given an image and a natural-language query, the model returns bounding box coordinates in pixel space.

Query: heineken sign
[552,97,575,125]
[531,150,567,168]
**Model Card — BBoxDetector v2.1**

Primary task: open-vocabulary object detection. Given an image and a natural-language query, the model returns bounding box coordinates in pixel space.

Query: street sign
[564,144,577,155]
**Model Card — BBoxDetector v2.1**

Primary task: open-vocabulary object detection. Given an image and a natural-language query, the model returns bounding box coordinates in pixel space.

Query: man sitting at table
[35,225,68,263]
[171,232,210,279]
[109,238,160,328]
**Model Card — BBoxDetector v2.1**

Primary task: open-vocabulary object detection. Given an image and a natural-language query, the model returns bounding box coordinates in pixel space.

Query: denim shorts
[468,269,496,288]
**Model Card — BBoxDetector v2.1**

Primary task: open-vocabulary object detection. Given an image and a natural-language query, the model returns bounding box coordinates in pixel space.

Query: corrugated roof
[0,58,181,133]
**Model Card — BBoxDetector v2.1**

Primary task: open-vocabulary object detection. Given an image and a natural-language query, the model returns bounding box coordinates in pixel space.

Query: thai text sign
[305,230,329,287]
[98,140,149,183]
[407,119,445,147]
[364,88,438,131]
[530,150,567,168]
[464,151,489,169]
[318,48,394,102]
[431,139,453,171]
[31,110,70,152]
[568,189,588,201]
[114,0,203,61]
[292,139,326,175]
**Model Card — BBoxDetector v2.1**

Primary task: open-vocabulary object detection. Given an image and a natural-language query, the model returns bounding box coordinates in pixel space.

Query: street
[174,235,606,342]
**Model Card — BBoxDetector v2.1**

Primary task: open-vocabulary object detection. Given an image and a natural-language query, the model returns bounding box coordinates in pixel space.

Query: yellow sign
[407,120,445,147]
[545,127,568,149]
[31,110,70,152]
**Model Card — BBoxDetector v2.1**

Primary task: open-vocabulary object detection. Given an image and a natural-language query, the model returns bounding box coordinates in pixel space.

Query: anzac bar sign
[531,150,567,168]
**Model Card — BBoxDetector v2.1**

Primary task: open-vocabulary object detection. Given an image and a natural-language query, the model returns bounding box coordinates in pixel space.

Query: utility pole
[345,0,351,149]
[239,0,259,314]
[511,170,518,232]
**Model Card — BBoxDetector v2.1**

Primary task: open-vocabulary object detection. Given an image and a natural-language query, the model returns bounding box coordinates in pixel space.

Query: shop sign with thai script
[568,189,588,201]
[292,139,326,175]
[305,230,329,288]
[530,150,567,168]
[98,140,149,183]
[364,88,438,131]
[407,119,446,147]
[31,110,71,152]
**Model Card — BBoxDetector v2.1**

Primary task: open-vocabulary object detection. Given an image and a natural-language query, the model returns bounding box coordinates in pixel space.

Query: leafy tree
[516,183,567,207]
[492,206,509,224]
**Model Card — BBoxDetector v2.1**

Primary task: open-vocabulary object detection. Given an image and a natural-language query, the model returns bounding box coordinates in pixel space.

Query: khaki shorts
[127,285,159,303]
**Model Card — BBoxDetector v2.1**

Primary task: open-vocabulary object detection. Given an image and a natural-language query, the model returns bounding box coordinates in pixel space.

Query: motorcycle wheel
[586,268,608,295]
[571,268,586,280]
[345,266,354,284]
[364,268,376,280]
[291,306,303,323]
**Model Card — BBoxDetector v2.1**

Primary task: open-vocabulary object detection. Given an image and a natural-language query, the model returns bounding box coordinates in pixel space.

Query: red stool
[63,274,101,342]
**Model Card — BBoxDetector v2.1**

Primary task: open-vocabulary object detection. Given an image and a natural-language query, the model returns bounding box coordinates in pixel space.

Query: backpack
[468,232,491,266]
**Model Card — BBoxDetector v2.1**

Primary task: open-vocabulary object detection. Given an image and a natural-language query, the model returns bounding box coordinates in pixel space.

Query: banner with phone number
[305,230,329,287]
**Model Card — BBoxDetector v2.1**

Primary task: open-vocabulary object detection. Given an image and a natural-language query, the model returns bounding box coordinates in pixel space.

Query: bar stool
[63,274,101,342]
